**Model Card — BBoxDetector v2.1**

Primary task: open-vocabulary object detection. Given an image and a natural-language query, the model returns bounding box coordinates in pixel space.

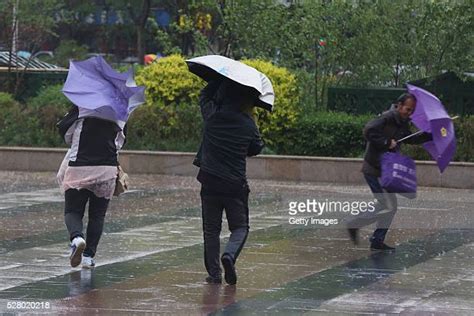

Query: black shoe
[347,228,359,245]
[370,242,395,251]
[205,275,222,284]
[221,254,237,285]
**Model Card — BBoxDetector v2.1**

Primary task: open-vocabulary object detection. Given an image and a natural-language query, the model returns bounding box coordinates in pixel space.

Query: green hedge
[0,93,29,145]
[26,84,71,147]
[1,85,473,163]
[130,54,203,151]
[241,59,300,149]
[0,86,73,147]
[275,111,474,162]
[273,111,372,157]
[454,117,474,162]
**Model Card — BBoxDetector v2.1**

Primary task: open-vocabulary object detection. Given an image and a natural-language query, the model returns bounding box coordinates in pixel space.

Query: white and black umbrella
[186,55,275,111]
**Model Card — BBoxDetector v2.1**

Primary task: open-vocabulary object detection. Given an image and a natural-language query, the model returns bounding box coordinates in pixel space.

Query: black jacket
[194,80,264,194]
[362,109,432,176]
[68,117,122,167]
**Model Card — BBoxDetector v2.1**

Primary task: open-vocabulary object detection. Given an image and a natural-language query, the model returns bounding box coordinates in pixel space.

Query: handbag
[113,165,129,196]
[56,106,79,140]
[380,152,417,199]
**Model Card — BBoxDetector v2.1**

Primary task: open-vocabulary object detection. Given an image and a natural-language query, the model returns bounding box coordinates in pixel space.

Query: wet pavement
[0,171,473,315]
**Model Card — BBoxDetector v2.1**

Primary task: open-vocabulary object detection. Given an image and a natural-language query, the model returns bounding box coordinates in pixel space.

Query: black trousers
[201,187,250,278]
[64,189,110,258]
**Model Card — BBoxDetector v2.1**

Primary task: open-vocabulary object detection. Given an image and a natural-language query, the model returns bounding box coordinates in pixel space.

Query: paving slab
[0,171,473,315]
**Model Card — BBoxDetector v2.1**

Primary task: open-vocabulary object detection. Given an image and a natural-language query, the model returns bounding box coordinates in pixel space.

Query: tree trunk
[136,0,151,65]
[137,26,144,64]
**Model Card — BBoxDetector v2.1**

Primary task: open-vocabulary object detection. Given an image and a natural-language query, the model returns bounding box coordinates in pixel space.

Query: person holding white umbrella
[187,55,274,285]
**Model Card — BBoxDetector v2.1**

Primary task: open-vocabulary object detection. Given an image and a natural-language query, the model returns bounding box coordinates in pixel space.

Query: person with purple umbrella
[347,92,433,251]
[56,108,125,269]
[57,56,145,269]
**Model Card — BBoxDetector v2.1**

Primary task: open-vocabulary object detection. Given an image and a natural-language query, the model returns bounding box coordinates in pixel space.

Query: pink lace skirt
[57,151,117,199]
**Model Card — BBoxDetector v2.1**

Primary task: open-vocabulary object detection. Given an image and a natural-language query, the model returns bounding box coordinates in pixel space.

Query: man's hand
[389,139,397,149]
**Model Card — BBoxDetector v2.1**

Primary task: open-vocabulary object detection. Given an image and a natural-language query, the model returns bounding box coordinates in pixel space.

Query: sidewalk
[0,171,473,314]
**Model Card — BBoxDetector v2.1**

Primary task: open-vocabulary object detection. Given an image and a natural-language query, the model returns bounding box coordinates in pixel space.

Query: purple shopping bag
[380,152,417,198]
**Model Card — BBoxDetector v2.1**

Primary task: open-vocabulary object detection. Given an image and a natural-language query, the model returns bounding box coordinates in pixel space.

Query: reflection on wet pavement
[0,171,473,314]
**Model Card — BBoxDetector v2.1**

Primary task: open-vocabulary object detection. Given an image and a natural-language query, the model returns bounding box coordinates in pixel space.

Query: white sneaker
[69,237,86,268]
[82,255,95,269]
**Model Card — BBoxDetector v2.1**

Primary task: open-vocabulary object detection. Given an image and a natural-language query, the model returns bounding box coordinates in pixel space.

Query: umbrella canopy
[62,56,145,123]
[407,84,456,173]
[186,55,275,111]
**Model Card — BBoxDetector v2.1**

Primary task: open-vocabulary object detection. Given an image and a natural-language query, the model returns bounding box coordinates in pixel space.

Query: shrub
[280,111,474,163]
[0,92,23,144]
[25,84,72,147]
[130,54,203,150]
[275,111,371,157]
[242,59,300,149]
[125,103,202,151]
[136,54,203,106]
[455,116,474,162]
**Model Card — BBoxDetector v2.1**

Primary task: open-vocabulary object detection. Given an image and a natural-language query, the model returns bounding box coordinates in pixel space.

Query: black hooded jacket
[362,109,432,177]
[194,80,264,195]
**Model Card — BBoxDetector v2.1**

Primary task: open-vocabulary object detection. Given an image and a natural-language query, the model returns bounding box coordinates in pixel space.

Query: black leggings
[64,189,110,258]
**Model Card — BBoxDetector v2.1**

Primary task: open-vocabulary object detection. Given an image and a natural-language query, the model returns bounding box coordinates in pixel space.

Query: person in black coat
[194,78,264,284]
[347,93,432,251]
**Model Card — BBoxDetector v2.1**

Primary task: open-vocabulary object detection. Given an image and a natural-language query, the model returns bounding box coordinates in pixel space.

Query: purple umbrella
[62,56,145,122]
[407,84,456,173]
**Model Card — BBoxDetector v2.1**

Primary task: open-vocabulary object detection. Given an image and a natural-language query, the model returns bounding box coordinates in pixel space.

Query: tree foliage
[1,1,472,108]
[210,0,473,107]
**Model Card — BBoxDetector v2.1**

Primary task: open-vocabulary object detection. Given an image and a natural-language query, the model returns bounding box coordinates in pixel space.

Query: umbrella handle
[396,130,424,143]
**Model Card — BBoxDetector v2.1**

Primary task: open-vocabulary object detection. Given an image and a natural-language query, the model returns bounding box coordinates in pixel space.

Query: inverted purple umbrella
[62,56,145,123]
[406,84,456,173]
